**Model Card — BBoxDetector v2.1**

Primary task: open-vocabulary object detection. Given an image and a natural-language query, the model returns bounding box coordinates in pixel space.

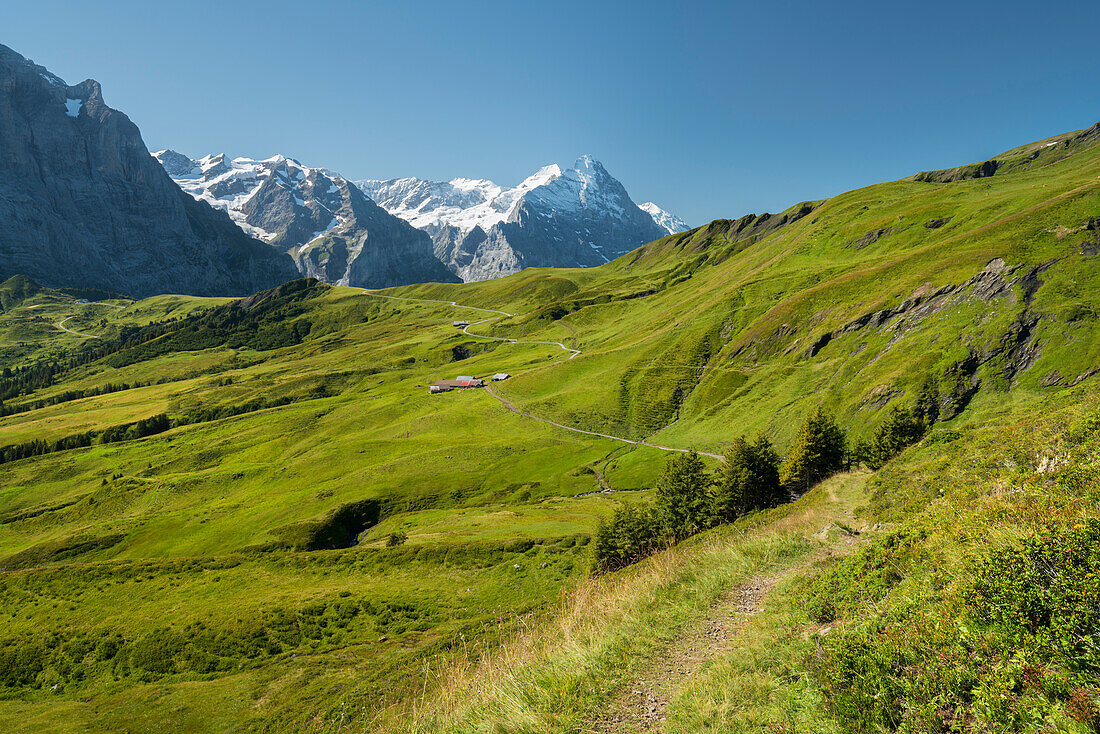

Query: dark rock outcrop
[913,159,1000,184]
[854,227,893,249]
[803,258,1054,359]
[296,179,460,288]
[802,258,1058,416]
[0,44,299,297]
[1082,217,1100,257]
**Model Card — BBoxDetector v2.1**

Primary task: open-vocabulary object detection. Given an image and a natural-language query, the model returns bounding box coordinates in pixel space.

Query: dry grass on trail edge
[367,473,867,734]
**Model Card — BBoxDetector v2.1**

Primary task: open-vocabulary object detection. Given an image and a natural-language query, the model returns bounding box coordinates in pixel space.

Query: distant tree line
[0,392,324,467]
[593,403,931,573]
[0,414,172,465]
[0,381,150,418]
[0,278,326,402]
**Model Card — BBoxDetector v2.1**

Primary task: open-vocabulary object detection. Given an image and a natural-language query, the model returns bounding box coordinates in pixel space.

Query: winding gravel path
[54,301,128,339]
[486,386,722,460]
[56,314,101,339]
[362,290,720,460]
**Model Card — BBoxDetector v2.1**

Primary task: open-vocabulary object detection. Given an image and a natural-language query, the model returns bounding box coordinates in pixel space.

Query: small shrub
[970,519,1100,678]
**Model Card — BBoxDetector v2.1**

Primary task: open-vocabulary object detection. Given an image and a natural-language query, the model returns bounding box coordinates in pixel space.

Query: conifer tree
[856,404,928,469]
[592,503,663,572]
[713,435,782,523]
[779,408,847,493]
[654,451,712,540]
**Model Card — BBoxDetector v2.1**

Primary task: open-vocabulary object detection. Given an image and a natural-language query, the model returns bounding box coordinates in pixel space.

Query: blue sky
[5,0,1099,225]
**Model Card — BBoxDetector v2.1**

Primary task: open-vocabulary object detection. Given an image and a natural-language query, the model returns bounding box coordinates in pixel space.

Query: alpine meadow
[2,7,1100,731]
[0,116,1098,731]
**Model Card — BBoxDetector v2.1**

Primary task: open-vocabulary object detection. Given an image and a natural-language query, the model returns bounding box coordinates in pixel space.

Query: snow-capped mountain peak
[153,149,200,177]
[358,156,684,281]
[519,163,563,189]
[153,149,458,288]
[156,148,688,286]
[639,202,690,235]
[153,150,343,243]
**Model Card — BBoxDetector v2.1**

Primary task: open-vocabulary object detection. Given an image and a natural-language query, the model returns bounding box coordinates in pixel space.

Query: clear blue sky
[6,0,1099,225]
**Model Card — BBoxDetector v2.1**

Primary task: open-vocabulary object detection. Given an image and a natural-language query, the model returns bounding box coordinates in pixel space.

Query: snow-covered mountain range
[152,151,457,288]
[155,151,689,284]
[358,156,689,281]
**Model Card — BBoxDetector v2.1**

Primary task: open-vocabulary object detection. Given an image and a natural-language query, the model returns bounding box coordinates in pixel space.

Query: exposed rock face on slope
[0,44,299,298]
[358,156,678,282]
[154,152,459,288]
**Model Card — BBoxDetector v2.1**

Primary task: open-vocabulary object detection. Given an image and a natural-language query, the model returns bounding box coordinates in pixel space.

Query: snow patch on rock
[639,202,690,235]
[357,156,681,281]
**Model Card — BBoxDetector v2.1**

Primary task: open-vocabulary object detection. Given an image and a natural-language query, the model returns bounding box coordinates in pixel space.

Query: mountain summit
[639,202,689,235]
[0,44,298,297]
[152,151,458,288]
[358,156,685,281]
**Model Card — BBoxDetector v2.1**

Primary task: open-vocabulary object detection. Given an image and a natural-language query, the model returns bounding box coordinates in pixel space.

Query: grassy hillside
[0,275,223,368]
[0,121,1097,731]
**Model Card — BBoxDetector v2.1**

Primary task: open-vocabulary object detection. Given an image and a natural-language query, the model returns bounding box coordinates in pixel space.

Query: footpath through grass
[368,471,870,732]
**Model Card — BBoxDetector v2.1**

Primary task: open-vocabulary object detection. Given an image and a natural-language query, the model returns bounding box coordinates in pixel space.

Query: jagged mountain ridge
[639,202,689,235]
[357,156,687,282]
[0,44,299,298]
[151,151,458,288]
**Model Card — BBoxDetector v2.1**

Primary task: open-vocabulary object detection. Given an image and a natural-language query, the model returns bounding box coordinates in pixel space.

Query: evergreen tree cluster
[0,414,172,465]
[714,436,783,524]
[593,408,850,573]
[591,504,664,571]
[0,381,149,418]
[655,451,713,540]
[851,404,929,470]
[0,362,61,402]
[778,408,847,494]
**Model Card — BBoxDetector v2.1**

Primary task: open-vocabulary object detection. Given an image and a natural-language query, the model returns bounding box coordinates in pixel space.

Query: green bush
[805,527,929,624]
[811,521,1100,732]
[0,640,45,687]
[971,519,1100,679]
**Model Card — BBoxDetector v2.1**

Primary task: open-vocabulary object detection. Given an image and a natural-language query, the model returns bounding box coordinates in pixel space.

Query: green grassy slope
[403,122,1100,452]
[0,121,1097,731]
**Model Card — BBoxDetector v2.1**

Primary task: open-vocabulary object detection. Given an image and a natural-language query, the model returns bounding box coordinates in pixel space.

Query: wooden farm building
[429,377,485,394]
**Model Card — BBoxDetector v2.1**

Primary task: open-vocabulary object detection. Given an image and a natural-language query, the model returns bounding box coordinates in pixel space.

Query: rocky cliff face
[0,44,299,298]
[154,152,459,288]
[358,157,681,282]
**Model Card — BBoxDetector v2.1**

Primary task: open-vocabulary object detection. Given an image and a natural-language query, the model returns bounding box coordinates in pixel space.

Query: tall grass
[369,474,863,732]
